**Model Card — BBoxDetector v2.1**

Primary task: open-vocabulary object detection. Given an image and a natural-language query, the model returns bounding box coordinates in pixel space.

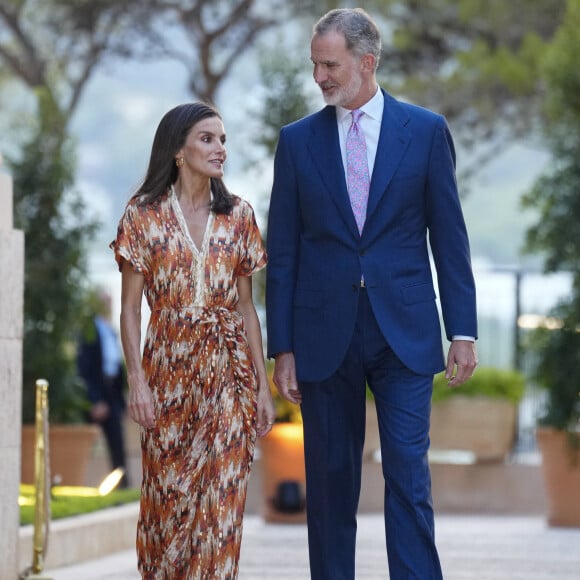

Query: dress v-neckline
[170,185,214,255]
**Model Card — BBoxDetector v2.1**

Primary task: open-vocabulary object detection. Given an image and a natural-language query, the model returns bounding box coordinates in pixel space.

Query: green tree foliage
[0,0,295,424]
[0,0,571,421]
[11,121,98,423]
[523,0,580,276]
[254,50,315,158]
[251,0,567,177]
[0,0,279,421]
[136,0,284,103]
[0,0,147,421]
[373,0,567,169]
[250,47,316,311]
[0,1,151,134]
[521,0,580,434]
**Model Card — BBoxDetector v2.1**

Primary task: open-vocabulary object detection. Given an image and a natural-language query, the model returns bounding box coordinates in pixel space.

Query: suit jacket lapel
[366,92,412,221]
[307,106,360,237]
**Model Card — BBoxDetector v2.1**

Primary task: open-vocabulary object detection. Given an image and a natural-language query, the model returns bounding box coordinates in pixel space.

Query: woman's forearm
[119,262,146,382]
[120,304,144,381]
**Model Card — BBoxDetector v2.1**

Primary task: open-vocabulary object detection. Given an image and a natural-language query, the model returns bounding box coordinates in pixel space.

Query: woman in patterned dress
[111,102,276,579]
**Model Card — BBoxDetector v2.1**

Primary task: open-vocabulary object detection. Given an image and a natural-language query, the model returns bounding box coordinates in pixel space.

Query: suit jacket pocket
[294,288,324,309]
[400,282,436,305]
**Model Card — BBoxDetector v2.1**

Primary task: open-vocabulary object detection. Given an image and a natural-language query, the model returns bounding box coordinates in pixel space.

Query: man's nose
[313,65,326,84]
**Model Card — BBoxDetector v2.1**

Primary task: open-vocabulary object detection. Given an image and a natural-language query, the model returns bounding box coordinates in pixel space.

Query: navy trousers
[300,288,442,580]
[100,400,127,478]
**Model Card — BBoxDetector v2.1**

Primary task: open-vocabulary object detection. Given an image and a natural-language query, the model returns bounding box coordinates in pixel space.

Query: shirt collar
[336,86,383,124]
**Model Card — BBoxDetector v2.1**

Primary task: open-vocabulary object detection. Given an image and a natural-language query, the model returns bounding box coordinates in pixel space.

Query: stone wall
[0,155,25,579]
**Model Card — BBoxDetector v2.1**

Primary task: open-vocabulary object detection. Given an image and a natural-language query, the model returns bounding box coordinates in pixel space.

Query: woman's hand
[127,375,155,429]
[256,379,276,437]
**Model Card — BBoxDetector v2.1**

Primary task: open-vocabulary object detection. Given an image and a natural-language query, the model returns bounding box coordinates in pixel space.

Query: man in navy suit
[266,8,478,579]
[77,290,129,487]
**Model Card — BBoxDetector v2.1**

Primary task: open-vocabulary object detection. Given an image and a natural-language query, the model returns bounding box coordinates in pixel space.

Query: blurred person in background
[77,288,129,488]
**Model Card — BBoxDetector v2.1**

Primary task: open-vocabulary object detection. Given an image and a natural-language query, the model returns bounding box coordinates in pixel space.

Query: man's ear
[361,53,376,73]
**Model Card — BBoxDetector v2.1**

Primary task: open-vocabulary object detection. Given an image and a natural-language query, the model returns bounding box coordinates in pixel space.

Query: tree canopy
[372,0,567,170]
[0,0,572,421]
[520,0,580,434]
[522,0,580,276]
[0,0,296,421]
[0,0,152,421]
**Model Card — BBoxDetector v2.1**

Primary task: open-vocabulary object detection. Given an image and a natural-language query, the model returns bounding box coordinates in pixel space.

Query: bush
[432,366,525,403]
[526,321,580,433]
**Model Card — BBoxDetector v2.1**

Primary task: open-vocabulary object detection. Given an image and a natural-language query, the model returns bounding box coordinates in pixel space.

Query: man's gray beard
[320,79,362,108]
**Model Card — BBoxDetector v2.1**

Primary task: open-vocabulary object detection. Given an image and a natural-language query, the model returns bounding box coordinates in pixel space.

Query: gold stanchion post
[24,379,53,580]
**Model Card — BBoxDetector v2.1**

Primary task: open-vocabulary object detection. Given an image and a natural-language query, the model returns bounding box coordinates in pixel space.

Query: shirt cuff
[452,335,475,342]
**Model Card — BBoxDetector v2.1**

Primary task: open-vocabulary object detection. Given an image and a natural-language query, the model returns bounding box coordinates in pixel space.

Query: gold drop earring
[175,157,185,168]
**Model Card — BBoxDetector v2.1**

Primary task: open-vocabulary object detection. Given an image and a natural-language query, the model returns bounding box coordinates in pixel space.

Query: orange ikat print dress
[111,188,266,579]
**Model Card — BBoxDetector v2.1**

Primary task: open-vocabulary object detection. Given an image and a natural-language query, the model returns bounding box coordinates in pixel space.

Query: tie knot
[351,109,364,124]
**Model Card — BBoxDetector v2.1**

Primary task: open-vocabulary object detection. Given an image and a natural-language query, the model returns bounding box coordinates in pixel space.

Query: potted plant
[20,292,100,487]
[430,366,525,462]
[11,127,101,486]
[525,315,580,527]
[21,376,99,487]
[517,0,580,527]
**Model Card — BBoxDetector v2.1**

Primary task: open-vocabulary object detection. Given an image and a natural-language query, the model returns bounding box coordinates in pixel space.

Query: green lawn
[19,484,140,526]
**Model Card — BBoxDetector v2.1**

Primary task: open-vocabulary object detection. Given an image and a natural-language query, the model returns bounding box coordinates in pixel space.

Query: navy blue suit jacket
[77,318,126,409]
[266,91,477,381]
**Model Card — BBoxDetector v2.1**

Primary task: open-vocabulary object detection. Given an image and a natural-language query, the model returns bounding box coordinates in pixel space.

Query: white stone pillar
[0,154,25,579]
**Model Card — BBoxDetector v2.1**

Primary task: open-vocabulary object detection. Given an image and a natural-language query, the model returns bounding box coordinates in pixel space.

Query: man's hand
[272,352,302,405]
[90,401,110,423]
[445,340,478,387]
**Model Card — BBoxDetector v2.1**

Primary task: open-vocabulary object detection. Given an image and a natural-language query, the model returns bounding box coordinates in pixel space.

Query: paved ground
[46,514,580,579]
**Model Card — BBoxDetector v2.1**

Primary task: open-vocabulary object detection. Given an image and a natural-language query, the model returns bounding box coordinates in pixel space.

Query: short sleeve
[235,200,267,277]
[109,199,151,275]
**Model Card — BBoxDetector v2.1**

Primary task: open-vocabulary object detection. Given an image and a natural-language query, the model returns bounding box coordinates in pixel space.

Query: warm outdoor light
[50,467,126,498]
[271,423,303,442]
[518,314,563,330]
[259,422,307,522]
[97,468,125,495]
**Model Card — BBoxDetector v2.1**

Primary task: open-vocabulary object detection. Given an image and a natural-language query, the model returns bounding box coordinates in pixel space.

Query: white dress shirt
[95,315,123,377]
[336,86,384,179]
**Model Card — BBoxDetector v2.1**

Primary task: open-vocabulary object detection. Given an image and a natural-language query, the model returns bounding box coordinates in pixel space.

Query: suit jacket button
[359,250,365,256]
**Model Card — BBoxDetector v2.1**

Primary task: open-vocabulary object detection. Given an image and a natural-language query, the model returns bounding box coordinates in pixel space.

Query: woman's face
[178,116,227,178]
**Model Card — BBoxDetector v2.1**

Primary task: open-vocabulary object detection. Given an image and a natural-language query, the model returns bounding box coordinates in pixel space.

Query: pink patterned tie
[346,109,370,234]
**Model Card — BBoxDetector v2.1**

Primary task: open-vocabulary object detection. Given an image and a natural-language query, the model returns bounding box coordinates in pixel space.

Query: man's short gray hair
[313,8,382,70]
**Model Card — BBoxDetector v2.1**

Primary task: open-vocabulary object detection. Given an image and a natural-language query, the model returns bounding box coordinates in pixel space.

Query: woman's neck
[173,178,211,210]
